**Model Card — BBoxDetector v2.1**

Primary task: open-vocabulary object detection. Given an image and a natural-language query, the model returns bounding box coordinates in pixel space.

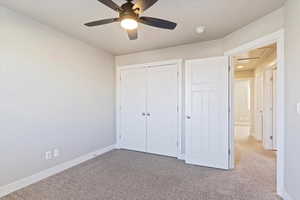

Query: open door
[185,56,229,169]
[263,68,274,150]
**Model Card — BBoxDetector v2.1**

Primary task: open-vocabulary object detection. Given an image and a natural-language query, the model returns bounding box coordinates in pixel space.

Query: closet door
[120,68,147,152]
[147,65,178,157]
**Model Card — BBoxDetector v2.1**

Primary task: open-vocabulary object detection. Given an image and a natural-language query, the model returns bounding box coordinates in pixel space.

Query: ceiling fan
[84,0,177,40]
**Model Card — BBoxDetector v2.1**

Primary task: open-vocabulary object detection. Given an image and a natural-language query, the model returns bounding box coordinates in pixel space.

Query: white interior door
[185,57,229,169]
[263,68,274,150]
[234,80,251,126]
[255,73,264,141]
[147,65,178,157]
[272,67,277,149]
[120,68,147,152]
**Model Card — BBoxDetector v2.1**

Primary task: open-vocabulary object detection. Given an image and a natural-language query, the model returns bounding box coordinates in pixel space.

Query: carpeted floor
[1,128,279,200]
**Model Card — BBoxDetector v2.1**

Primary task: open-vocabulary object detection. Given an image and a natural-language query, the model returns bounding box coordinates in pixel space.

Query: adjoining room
[233,43,278,194]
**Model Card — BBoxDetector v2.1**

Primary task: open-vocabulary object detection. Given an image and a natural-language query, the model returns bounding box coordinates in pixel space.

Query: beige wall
[223,8,284,52]
[115,39,224,66]
[116,8,284,66]
[0,6,115,187]
[235,70,254,79]
[284,1,300,199]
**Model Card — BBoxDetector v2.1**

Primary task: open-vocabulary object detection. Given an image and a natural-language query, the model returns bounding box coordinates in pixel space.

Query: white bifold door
[120,68,147,152]
[120,64,179,157]
[185,57,229,169]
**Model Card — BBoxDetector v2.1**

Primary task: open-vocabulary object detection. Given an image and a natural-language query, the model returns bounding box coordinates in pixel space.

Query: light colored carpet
[1,133,279,200]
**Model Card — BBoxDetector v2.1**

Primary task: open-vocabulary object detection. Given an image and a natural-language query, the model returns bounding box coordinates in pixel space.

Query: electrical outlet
[53,148,60,158]
[297,103,300,115]
[45,151,52,160]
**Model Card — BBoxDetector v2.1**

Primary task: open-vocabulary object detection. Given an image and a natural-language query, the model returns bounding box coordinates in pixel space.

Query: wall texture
[284,1,300,199]
[0,6,115,187]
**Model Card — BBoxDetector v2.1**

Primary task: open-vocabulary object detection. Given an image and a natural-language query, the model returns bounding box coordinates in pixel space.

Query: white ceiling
[0,0,285,55]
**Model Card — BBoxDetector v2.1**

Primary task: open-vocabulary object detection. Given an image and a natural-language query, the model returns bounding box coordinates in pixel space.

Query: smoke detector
[196,26,206,34]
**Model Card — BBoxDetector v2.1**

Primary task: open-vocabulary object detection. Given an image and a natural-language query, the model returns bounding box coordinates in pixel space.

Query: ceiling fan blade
[133,0,159,13]
[127,29,138,40]
[84,18,119,27]
[139,17,177,30]
[97,0,122,12]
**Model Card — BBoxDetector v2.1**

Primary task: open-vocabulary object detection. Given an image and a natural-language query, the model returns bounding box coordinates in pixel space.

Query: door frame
[115,59,183,159]
[224,29,285,196]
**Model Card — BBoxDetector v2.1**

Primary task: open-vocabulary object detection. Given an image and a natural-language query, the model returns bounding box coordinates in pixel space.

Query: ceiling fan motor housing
[120,1,139,20]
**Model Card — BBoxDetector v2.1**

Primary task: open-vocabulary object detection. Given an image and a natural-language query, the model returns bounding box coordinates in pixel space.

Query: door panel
[120,68,147,152]
[234,80,251,126]
[147,65,178,157]
[263,69,274,150]
[272,68,277,149]
[185,57,229,169]
[255,73,264,141]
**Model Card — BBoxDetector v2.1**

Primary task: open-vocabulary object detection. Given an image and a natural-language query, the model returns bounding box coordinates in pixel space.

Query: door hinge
[120,76,122,81]
[228,149,231,155]
[177,105,179,112]
[270,136,273,140]
[228,66,231,72]
[228,107,231,113]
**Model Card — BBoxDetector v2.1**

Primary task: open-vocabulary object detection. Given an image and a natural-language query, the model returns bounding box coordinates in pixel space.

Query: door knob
[142,112,146,116]
[186,116,191,119]
[147,113,151,116]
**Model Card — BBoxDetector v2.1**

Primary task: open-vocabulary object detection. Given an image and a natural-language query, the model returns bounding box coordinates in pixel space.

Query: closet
[117,61,181,158]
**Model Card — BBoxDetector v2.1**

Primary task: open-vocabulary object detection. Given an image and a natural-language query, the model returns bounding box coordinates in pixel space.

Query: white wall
[284,1,300,199]
[0,6,115,187]
[223,8,284,51]
[115,39,224,66]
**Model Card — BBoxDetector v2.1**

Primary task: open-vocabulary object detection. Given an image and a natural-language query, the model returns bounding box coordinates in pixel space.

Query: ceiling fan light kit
[84,0,177,40]
[121,18,138,30]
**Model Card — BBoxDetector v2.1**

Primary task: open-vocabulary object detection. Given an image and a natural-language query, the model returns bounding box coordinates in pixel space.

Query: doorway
[233,43,277,150]
[225,30,285,197]
[233,43,277,175]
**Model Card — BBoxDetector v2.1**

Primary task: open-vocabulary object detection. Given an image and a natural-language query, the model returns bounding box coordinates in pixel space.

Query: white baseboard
[282,190,294,200]
[178,153,185,160]
[0,144,116,198]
